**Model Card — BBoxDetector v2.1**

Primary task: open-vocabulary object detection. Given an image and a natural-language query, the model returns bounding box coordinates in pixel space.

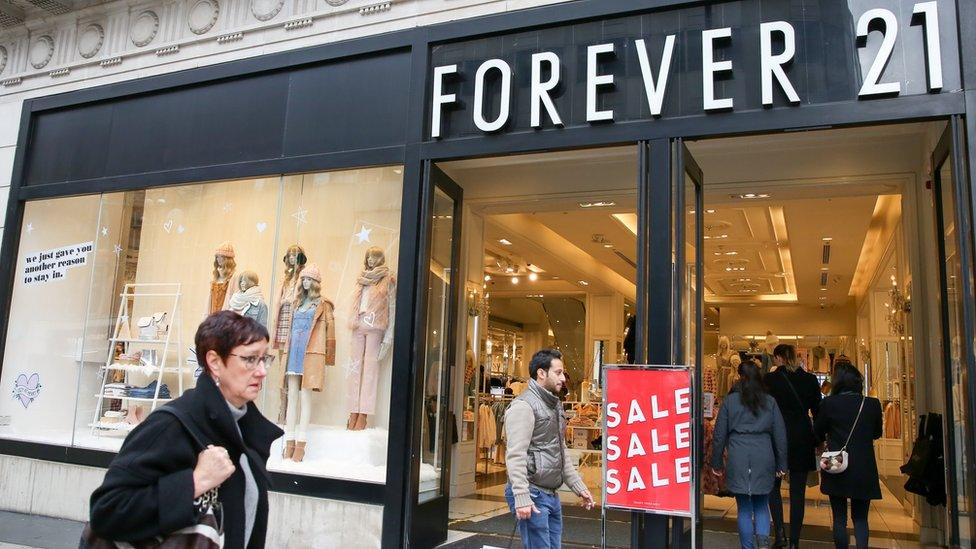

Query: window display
[0,165,404,484]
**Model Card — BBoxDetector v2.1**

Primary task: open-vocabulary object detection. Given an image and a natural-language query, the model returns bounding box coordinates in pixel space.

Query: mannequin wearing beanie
[228,271,269,328]
[282,263,336,462]
[347,247,396,431]
[208,241,242,315]
[761,331,779,375]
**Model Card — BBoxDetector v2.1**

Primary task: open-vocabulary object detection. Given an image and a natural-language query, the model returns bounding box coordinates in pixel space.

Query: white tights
[285,375,312,442]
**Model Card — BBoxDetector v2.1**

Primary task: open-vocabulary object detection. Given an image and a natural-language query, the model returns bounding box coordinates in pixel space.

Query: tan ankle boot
[347,413,357,430]
[293,441,307,462]
[354,414,367,431]
[283,440,295,460]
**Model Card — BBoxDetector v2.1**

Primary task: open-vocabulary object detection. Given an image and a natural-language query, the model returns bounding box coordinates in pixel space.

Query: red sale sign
[603,366,692,515]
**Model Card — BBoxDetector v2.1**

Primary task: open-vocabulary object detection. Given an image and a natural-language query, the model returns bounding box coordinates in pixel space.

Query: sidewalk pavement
[0,511,84,549]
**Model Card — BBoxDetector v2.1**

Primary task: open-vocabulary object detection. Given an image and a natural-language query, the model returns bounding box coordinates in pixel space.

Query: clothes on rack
[884,400,902,438]
[477,403,496,449]
[492,400,507,444]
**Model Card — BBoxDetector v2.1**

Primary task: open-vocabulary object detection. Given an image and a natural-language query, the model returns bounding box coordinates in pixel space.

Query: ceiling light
[706,209,716,214]
[725,251,738,256]
[603,243,614,248]
[578,280,589,286]
[528,272,538,282]
[734,193,771,200]
[527,294,544,298]
[820,287,827,291]
[713,252,723,256]
[822,237,833,242]
[578,201,616,208]
[499,239,513,246]
[821,267,829,271]
[484,274,491,281]
[505,266,514,274]
[511,277,519,285]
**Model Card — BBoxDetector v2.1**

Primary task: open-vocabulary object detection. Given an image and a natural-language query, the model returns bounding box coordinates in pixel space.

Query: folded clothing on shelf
[128,380,170,399]
[104,383,131,398]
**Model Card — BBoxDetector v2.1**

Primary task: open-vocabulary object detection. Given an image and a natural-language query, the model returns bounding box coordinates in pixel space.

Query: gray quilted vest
[517,380,565,490]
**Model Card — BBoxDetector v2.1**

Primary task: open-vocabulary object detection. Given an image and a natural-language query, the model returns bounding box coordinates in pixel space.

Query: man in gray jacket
[504,348,594,548]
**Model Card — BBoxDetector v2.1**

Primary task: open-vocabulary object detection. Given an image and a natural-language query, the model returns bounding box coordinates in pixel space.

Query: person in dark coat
[765,343,821,548]
[711,359,788,549]
[814,362,882,549]
[89,311,284,549]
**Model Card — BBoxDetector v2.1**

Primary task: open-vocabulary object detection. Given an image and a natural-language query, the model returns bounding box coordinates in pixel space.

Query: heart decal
[12,373,41,409]
[256,222,268,233]
[362,312,376,328]
[163,219,174,233]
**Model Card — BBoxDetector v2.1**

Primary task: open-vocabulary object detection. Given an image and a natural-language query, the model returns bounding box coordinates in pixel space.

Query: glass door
[411,162,463,547]
[673,139,704,547]
[931,118,976,546]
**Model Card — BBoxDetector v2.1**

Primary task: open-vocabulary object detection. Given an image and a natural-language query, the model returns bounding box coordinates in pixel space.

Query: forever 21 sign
[429,1,947,139]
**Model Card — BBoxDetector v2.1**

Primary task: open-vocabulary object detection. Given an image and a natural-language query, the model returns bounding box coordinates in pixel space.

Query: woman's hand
[776,470,786,478]
[192,445,236,498]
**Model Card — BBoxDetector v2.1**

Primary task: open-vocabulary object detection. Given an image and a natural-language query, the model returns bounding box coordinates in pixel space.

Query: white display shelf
[96,394,172,402]
[88,422,135,432]
[103,363,182,374]
[111,337,171,345]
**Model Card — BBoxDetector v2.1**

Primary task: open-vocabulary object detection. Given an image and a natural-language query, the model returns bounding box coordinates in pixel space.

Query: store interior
[444,123,952,547]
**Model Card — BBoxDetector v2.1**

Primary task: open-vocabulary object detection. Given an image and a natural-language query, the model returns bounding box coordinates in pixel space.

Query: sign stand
[601,364,696,549]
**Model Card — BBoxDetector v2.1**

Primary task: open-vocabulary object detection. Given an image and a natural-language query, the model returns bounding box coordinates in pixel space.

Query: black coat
[814,393,883,500]
[765,367,821,471]
[89,375,284,548]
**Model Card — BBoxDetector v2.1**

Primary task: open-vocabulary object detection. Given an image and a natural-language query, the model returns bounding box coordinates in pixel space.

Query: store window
[0,166,404,484]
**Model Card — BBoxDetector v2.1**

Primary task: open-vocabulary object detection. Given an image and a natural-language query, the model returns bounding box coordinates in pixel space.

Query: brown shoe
[293,441,306,462]
[354,413,368,431]
[347,413,357,430]
[283,440,295,460]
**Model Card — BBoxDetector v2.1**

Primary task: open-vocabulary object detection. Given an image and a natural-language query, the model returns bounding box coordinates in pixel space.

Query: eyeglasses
[229,353,275,370]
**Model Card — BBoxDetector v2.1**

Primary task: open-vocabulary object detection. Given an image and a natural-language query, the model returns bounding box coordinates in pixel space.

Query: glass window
[0,166,403,484]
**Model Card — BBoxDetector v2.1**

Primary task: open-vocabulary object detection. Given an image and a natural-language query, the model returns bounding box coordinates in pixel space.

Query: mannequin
[273,245,307,424]
[208,242,242,315]
[716,335,734,396]
[347,246,396,431]
[282,263,336,462]
[228,271,269,328]
[761,331,779,374]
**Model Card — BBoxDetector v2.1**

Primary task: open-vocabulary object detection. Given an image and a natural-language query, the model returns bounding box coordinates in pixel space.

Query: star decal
[25,223,34,234]
[223,202,233,213]
[354,225,372,243]
[113,244,123,257]
[292,209,308,225]
[101,227,109,237]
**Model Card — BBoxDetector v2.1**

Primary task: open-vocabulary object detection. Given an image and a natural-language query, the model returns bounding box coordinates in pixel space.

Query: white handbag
[137,312,168,340]
[819,396,865,474]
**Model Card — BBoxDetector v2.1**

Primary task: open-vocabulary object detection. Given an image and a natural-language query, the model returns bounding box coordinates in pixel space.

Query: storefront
[0,0,974,547]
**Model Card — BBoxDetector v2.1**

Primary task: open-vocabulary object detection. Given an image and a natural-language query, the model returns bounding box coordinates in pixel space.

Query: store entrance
[683,121,967,546]
[438,146,640,547]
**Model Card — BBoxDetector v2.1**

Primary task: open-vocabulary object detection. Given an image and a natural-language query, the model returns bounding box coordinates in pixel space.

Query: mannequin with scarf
[282,263,336,462]
[228,271,268,328]
[347,247,396,431]
[272,245,306,424]
[208,241,242,315]
[716,335,734,397]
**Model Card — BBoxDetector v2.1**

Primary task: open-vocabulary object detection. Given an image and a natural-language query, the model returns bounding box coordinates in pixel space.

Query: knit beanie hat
[302,262,322,283]
[214,241,235,258]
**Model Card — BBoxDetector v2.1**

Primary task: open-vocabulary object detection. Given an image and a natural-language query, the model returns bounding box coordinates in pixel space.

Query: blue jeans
[735,494,771,549]
[504,483,563,549]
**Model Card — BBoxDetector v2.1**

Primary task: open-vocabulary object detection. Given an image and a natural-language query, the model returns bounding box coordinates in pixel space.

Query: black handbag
[900,414,932,477]
[79,408,224,548]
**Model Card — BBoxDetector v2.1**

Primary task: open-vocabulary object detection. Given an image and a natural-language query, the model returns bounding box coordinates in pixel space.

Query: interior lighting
[820,287,828,291]
[822,237,833,242]
[484,274,491,281]
[725,251,739,256]
[499,238,513,246]
[735,193,772,200]
[578,280,590,286]
[511,277,519,285]
[528,272,538,282]
[706,209,716,214]
[603,243,614,248]
[578,201,616,208]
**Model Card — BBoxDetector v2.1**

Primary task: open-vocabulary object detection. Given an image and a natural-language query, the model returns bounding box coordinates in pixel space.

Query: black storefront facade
[1,0,975,547]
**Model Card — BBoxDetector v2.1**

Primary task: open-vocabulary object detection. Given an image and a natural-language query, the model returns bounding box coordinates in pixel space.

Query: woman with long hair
[711,359,787,549]
[815,362,882,548]
[765,343,821,547]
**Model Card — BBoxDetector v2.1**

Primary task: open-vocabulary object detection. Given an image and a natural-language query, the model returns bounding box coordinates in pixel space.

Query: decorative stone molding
[78,23,105,59]
[324,0,349,5]
[250,0,284,22]
[2,77,22,87]
[48,67,70,77]
[0,46,7,76]
[216,31,243,44]
[360,2,391,15]
[155,45,179,56]
[283,17,312,30]
[187,0,220,35]
[29,35,55,69]
[100,56,123,67]
[130,10,160,47]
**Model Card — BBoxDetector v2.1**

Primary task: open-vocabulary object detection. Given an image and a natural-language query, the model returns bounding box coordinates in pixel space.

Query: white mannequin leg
[285,375,301,440]
[297,389,312,442]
